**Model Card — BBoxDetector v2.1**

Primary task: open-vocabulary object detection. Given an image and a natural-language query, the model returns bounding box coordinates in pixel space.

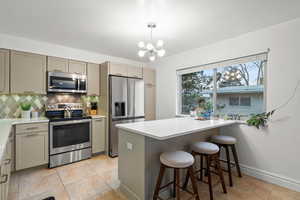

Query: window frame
[176,52,268,116]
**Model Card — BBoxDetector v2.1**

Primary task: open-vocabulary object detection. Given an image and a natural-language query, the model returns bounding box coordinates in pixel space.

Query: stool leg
[231,144,242,178]
[206,156,214,200]
[215,155,227,194]
[200,154,204,181]
[183,168,189,189]
[173,168,176,197]
[225,145,233,187]
[153,164,166,200]
[188,166,200,200]
[175,169,180,200]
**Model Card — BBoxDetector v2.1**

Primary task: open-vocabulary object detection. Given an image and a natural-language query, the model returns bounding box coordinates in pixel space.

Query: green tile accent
[0,94,100,119]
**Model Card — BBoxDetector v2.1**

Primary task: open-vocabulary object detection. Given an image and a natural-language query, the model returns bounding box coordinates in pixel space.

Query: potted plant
[20,102,32,119]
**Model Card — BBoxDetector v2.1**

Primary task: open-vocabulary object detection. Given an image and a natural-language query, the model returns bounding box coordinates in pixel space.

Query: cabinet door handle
[25,133,39,137]
[24,91,35,94]
[5,159,11,165]
[95,119,102,121]
[26,127,39,130]
[0,174,8,184]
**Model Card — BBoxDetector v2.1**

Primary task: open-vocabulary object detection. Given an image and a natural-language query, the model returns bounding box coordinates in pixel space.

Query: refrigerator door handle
[133,79,136,118]
[127,78,129,116]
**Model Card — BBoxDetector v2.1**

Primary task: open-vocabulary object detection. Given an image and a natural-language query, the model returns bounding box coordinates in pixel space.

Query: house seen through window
[177,53,267,117]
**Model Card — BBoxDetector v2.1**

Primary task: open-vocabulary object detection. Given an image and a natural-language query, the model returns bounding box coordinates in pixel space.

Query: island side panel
[118,129,146,200]
[145,128,219,200]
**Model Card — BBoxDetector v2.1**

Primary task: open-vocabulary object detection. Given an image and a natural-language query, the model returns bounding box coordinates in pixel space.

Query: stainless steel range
[46,103,92,168]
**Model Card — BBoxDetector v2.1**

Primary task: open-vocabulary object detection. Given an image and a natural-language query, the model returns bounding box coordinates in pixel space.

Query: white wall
[151,18,300,191]
[0,33,145,66]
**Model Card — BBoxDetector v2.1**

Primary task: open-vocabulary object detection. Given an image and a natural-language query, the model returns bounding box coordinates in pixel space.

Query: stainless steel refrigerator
[109,76,145,157]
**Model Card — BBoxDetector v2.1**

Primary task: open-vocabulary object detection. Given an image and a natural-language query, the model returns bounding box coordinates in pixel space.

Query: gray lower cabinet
[0,131,12,200]
[15,123,48,171]
[92,118,106,154]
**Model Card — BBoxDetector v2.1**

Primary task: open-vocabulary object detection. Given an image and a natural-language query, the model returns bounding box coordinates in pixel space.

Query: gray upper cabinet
[108,62,143,78]
[68,60,87,74]
[47,56,68,72]
[0,49,9,94]
[87,63,100,96]
[127,66,143,78]
[109,62,128,77]
[11,51,47,94]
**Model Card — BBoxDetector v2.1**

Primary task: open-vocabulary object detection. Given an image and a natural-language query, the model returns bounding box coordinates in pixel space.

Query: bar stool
[153,151,200,200]
[183,142,227,200]
[211,135,242,187]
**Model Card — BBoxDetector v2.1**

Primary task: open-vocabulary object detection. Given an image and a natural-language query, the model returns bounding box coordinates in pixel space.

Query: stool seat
[160,151,194,168]
[211,135,237,145]
[191,142,219,155]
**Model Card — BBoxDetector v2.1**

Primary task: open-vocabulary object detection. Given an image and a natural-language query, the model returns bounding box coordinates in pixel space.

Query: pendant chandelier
[137,23,166,61]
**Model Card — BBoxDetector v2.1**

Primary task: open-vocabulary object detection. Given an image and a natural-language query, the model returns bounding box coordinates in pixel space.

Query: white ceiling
[0,0,300,61]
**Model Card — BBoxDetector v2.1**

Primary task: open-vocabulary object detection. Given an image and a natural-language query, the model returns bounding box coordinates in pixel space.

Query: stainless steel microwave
[47,71,87,93]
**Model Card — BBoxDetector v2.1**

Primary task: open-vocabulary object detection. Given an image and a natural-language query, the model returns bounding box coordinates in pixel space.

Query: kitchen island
[116,118,236,200]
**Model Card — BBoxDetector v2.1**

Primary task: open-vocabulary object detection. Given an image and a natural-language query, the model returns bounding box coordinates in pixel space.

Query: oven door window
[50,76,78,90]
[52,122,90,148]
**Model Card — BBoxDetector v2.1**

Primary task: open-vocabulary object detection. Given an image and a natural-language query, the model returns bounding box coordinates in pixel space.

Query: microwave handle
[77,79,80,91]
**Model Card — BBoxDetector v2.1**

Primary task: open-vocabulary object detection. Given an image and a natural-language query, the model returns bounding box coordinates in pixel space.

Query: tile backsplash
[0,94,99,119]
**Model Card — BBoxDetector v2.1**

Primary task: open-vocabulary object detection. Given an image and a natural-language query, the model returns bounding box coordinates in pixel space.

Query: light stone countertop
[0,118,49,161]
[116,117,237,140]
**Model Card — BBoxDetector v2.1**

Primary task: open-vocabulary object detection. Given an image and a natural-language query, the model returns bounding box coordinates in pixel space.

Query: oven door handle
[50,119,91,126]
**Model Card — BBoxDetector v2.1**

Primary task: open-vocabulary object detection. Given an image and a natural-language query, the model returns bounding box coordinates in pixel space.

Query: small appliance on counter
[46,103,92,168]
[90,102,98,115]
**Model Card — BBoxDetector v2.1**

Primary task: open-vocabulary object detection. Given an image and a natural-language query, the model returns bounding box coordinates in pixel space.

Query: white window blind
[177,52,268,75]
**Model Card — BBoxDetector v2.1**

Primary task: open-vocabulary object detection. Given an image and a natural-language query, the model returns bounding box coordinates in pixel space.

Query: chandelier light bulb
[138,50,146,57]
[138,41,145,48]
[149,55,156,61]
[156,40,164,48]
[146,43,154,50]
[157,49,166,57]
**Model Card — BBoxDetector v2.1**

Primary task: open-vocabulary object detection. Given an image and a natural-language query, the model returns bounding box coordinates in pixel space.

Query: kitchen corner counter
[0,118,49,160]
[116,117,237,140]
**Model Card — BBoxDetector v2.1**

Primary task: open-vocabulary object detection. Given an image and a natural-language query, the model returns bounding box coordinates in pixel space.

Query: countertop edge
[117,120,237,140]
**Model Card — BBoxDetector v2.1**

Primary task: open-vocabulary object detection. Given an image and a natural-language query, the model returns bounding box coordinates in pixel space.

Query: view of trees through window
[179,60,265,116]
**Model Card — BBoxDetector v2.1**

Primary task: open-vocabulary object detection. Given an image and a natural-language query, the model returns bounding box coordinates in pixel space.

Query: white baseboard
[239,164,300,192]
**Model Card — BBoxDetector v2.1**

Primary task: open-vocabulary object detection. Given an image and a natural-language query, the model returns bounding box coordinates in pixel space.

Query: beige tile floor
[8,154,300,200]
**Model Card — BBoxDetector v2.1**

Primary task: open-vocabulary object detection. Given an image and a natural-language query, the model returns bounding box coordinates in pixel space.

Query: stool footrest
[159,181,175,190]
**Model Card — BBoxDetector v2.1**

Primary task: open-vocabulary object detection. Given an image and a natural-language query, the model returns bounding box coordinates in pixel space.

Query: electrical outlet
[126,142,133,150]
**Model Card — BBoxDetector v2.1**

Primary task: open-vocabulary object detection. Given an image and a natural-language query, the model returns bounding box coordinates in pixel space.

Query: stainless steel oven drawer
[49,148,91,168]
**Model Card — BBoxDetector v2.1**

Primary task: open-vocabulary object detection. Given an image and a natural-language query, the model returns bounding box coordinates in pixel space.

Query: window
[229,97,239,106]
[177,53,267,117]
[240,97,251,106]
[180,69,214,114]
